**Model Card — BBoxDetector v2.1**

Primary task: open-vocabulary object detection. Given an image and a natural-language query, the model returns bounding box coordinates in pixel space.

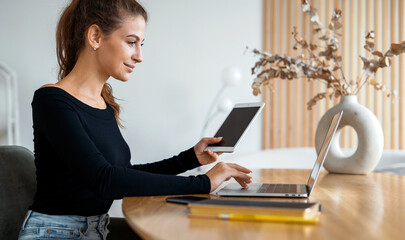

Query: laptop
[216,110,343,198]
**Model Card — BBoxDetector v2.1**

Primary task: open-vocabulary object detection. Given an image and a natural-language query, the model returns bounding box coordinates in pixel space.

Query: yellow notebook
[188,199,321,222]
[203,213,319,224]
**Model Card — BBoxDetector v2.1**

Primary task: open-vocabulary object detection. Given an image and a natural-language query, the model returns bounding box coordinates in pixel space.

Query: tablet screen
[210,106,261,147]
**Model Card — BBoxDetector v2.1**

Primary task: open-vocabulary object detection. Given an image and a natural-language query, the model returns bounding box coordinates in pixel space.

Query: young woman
[18,0,252,239]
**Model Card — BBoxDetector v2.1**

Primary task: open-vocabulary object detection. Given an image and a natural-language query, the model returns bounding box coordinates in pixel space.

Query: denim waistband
[19,210,110,240]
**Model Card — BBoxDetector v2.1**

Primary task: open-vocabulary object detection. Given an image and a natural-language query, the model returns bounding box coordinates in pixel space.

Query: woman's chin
[113,74,130,82]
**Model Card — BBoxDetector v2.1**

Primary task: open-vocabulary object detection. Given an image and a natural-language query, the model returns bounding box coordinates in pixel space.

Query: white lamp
[221,66,242,87]
[200,67,242,138]
[217,97,233,112]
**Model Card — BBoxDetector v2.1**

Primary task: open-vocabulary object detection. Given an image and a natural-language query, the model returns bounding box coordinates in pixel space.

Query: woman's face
[97,15,146,81]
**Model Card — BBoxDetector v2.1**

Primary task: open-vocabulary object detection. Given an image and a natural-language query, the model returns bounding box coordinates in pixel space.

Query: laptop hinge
[306,185,311,194]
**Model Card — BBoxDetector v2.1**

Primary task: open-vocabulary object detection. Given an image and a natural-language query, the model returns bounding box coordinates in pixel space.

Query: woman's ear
[87,24,102,50]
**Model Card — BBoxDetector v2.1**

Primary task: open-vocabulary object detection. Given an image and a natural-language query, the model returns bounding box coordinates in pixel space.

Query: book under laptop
[216,111,343,198]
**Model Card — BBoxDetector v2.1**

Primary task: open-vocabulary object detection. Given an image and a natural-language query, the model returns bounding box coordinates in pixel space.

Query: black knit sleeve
[129,147,201,174]
[33,97,211,199]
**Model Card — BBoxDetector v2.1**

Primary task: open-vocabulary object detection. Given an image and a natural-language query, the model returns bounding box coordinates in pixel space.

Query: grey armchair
[0,145,141,240]
[0,145,36,240]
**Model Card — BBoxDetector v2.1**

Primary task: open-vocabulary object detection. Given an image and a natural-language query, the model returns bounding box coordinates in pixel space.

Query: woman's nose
[132,48,143,63]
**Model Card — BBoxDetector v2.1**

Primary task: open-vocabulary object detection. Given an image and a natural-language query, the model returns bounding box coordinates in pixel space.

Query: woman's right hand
[205,162,252,193]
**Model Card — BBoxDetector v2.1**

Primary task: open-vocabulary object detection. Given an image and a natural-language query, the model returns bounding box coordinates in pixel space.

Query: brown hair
[56,0,148,125]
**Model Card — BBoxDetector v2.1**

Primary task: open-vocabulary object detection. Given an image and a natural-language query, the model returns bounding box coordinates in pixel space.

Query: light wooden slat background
[261,0,405,150]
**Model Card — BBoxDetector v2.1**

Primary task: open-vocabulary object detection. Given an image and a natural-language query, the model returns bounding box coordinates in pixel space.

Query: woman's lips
[124,63,135,72]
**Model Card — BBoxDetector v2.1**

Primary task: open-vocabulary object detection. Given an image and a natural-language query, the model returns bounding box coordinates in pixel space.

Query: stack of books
[188,199,321,224]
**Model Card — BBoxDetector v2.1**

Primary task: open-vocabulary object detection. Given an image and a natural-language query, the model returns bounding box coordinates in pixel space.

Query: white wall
[0,0,263,216]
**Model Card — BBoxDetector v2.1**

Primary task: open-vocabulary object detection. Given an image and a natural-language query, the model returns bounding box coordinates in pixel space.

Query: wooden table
[122,169,405,240]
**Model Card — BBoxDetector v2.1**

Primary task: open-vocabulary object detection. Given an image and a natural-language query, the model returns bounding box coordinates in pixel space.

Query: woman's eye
[128,41,144,47]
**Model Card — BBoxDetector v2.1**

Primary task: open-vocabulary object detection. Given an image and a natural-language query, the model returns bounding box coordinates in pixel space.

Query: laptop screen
[306,111,343,194]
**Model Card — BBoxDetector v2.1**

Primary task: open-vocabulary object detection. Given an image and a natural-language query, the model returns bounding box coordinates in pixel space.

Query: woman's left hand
[194,137,223,165]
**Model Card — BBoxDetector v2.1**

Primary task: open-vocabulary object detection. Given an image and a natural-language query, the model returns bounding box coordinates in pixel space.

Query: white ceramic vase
[314,95,384,174]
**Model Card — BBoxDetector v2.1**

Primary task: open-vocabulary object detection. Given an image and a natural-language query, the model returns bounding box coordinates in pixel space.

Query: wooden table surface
[122,169,405,240]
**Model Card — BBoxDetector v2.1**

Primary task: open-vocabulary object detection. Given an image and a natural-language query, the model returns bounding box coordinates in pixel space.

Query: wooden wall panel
[262,0,405,150]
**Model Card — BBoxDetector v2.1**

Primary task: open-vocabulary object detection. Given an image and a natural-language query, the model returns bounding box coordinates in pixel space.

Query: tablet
[204,102,265,153]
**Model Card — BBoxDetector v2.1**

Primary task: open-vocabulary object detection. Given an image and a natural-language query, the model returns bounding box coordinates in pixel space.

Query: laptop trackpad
[220,183,263,193]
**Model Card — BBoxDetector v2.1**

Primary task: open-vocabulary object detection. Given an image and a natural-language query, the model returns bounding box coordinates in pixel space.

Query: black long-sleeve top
[29,87,210,216]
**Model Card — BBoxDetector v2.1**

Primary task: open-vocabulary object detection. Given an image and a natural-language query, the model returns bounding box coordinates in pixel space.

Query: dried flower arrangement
[250,0,405,110]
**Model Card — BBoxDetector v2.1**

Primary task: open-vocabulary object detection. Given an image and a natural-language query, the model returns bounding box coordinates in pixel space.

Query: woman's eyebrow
[126,34,139,39]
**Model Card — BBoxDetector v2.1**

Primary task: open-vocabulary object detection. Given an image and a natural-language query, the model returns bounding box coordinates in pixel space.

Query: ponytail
[56,0,80,81]
[101,83,122,127]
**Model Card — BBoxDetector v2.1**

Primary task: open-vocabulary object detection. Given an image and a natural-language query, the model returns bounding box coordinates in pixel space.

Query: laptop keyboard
[257,184,299,194]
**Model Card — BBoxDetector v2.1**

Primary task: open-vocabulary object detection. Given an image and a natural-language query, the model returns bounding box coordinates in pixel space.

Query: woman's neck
[56,51,109,109]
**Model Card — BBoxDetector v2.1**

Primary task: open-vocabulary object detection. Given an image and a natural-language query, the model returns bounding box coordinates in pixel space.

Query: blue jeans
[18,210,110,240]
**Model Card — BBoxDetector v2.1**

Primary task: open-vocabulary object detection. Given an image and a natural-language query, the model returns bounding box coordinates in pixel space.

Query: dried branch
[250,0,404,110]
